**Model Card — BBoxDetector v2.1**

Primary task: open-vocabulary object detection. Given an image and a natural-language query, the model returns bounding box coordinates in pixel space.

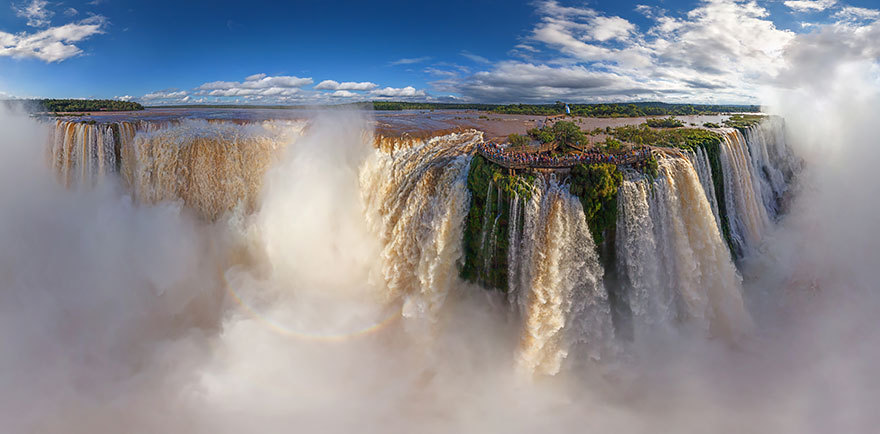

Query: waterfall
[483,184,504,277]
[512,177,612,375]
[360,131,479,322]
[507,191,522,299]
[50,120,130,187]
[44,117,789,364]
[741,118,798,218]
[719,129,771,254]
[616,174,673,335]
[478,180,494,273]
[49,119,302,220]
[619,158,752,340]
[686,146,721,230]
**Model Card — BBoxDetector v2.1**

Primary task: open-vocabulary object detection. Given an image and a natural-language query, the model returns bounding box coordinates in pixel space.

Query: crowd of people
[477,142,651,168]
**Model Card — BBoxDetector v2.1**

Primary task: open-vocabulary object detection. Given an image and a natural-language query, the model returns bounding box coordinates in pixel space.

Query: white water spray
[513,177,612,375]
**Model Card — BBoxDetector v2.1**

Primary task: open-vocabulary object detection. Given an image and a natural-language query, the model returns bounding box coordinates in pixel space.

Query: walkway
[476,142,651,170]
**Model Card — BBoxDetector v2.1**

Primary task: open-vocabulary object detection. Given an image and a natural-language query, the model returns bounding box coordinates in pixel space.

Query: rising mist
[2,49,880,434]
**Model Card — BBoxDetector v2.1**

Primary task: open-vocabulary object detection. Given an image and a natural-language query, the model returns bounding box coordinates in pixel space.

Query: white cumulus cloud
[440,0,797,103]
[143,90,188,101]
[13,0,53,27]
[369,86,427,98]
[329,90,357,98]
[314,80,378,91]
[195,74,314,97]
[833,6,880,21]
[783,0,837,13]
[0,15,107,62]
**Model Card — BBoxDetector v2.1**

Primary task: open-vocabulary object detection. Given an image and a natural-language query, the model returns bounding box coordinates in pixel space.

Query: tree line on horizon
[372,100,760,116]
[30,99,145,112]
[6,98,758,116]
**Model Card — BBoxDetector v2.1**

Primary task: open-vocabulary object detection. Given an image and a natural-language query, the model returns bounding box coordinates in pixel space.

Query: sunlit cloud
[142,72,428,104]
[369,86,427,98]
[460,51,490,64]
[783,0,837,13]
[0,15,107,63]
[314,80,379,91]
[12,0,53,27]
[143,89,188,101]
[389,56,431,66]
[438,0,798,103]
[195,74,314,97]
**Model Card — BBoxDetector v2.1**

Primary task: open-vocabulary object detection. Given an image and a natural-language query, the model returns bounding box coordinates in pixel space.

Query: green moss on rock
[461,155,534,291]
[569,163,622,248]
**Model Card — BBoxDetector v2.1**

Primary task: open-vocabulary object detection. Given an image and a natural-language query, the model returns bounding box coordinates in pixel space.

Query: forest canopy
[35,99,144,112]
[371,101,759,117]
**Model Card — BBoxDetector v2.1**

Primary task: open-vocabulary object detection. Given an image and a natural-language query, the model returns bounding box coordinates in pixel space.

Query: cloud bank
[141,73,430,105]
[428,0,879,104]
[0,15,107,63]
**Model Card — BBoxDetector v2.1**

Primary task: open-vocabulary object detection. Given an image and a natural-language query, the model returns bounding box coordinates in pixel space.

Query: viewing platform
[476,142,653,170]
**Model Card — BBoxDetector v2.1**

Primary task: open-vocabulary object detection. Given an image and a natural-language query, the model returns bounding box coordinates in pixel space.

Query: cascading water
[360,131,479,323]
[511,177,612,375]
[506,190,523,298]
[720,129,771,254]
[49,119,303,220]
[124,120,301,220]
[741,118,799,217]
[616,174,672,334]
[42,116,794,377]
[49,120,129,187]
[686,146,722,229]
[618,158,752,340]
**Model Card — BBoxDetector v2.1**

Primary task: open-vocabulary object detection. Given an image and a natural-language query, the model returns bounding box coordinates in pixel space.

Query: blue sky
[1,0,879,104]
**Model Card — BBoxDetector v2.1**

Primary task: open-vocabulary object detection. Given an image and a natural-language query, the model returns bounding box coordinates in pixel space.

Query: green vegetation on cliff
[698,139,733,250]
[607,124,720,150]
[723,114,765,131]
[641,154,659,179]
[645,117,684,128]
[569,163,623,247]
[460,155,534,291]
[38,99,144,112]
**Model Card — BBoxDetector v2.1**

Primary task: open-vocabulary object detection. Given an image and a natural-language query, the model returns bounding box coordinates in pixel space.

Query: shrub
[645,117,684,128]
[508,133,530,147]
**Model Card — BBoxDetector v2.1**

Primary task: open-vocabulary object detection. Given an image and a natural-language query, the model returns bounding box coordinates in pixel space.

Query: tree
[527,127,555,144]
[603,137,622,151]
[508,133,530,147]
[551,121,585,148]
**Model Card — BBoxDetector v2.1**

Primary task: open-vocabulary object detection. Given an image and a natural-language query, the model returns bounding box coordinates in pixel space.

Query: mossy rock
[460,155,534,291]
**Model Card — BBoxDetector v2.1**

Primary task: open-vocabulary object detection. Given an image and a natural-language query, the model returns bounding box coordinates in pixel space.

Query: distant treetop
[491,101,760,117]
[36,99,144,112]
[371,101,760,117]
